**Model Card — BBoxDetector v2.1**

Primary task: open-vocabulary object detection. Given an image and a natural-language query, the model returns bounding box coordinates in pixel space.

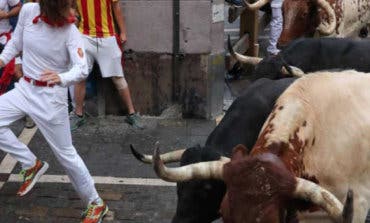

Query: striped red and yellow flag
[76,0,116,38]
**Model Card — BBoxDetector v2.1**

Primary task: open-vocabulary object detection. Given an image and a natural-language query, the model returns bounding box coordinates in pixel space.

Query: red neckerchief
[33,14,76,27]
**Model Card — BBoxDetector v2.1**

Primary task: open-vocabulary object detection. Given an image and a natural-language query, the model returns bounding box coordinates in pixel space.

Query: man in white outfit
[0,1,107,222]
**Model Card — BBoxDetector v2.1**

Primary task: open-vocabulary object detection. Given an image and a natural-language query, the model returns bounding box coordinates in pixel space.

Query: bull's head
[227,36,305,78]
[130,145,227,223]
[153,144,353,223]
[278,0,336,47]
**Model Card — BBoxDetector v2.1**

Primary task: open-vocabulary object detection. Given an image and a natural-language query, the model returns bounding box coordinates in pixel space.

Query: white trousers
[0,79,99,205]
[267,1,283,55]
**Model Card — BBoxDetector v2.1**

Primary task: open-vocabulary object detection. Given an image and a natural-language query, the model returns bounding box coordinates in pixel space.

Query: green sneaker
[125,113,144,129]
[70,112,86,131]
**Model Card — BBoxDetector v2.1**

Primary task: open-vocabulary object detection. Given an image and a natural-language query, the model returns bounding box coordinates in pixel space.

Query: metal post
[172,0,180,101]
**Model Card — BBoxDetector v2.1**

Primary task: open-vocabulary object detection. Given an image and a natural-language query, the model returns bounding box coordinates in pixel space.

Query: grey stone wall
[122,0,224,54]
[103,0,225,119]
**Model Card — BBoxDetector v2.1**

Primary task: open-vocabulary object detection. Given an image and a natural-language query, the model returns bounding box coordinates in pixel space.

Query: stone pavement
[0,108,219,223]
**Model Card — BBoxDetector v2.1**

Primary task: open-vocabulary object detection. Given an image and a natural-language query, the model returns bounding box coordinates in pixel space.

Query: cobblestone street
[0,113,218,222]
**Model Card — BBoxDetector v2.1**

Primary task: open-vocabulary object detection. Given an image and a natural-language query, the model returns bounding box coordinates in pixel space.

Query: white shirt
[0,3,88,87]
[0,0,20,34]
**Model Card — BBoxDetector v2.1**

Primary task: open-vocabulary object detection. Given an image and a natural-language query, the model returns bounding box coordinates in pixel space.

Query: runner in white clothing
[0,1,108,222]
[0,0,21,93]
[0,0,21,44]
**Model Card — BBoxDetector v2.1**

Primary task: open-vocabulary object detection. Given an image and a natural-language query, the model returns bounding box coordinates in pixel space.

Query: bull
[278,0,370,46]
[154,70,370,222]
[229,37,370,79]
[243,0,336,44]
[243,0,370,46]
[131,78,296,223]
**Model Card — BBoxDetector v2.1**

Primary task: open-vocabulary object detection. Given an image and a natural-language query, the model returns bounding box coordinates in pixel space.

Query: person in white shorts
[0,2,107,222]
[71,0,144,130]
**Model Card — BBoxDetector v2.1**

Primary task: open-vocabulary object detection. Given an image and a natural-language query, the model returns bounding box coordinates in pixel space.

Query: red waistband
[24,76,54,87]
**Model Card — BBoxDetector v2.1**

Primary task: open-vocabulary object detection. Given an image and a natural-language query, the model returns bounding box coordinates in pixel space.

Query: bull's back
[283,71,370,221]
[283,38,370,72]
[206,78,296,156]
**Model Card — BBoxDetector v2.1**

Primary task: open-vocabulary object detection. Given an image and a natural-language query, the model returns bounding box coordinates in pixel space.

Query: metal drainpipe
[172,0,180,101]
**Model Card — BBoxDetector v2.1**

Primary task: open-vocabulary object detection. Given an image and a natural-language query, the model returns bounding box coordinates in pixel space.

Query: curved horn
[130,144,186,164]
[293,178,348,221]
[342,189,354,223]
[316,0,336,35]
[153,147,229,182]
[243,0,270,10]
[228,35,262,65]
[281,65,305,77]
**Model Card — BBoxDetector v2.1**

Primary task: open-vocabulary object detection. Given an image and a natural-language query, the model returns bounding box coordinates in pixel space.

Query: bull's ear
[231,144,248,160]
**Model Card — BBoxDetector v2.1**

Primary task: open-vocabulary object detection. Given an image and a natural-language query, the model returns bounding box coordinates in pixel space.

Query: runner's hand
[40,70,61,85]
[120,33,127,45]
[0,10,7,19]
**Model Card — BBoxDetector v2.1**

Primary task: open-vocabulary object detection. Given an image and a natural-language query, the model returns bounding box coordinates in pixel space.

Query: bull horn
[281,65,305,77]
[153,147,229,182]
[130,144,186,164]
[316,0,336,35]
[243,0,270,10]
[228,35,262,65]
[293,178,350,222]
[342,189,354,223]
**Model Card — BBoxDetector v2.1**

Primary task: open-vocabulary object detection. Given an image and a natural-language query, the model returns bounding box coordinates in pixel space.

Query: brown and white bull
[244,0,370,46]
[278,0,370,46]
[153,70,370,222]
[244,0,336,39]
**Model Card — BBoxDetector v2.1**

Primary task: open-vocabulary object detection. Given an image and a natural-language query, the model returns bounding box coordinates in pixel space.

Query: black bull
[232,37,370,79]
[131,78,296,223]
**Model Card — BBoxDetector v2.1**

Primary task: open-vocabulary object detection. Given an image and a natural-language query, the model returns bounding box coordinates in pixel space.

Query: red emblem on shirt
[77,48,84,58]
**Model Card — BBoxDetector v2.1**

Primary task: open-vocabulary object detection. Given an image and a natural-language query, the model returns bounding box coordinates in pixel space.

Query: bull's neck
[251,97,314,175]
